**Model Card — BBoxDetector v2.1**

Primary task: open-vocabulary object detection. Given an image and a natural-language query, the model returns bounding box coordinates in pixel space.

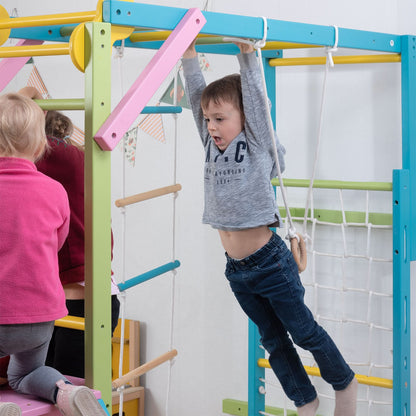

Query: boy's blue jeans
[225,232,355,407]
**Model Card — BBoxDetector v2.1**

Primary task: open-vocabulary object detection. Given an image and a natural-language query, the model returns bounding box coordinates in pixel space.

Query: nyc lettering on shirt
[205,140,247,185]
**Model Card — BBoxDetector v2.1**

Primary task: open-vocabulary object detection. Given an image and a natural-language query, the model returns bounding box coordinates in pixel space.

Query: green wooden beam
[280,207,392,226]
[223,399,300,416]
[84,22,112,410]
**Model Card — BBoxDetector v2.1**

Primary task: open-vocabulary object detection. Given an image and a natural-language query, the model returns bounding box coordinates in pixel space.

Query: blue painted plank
[105,1,401,53]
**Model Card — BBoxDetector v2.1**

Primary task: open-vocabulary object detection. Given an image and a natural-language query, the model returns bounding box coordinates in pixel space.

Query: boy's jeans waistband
[225,231,287,270]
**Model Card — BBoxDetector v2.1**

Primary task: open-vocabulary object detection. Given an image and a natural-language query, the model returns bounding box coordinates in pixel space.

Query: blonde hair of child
[0,93,47,161]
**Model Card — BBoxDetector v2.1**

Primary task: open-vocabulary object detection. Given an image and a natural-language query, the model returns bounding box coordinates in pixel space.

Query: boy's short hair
[45,110,74,141]
[0,93,47,161]
[201,74,244,115]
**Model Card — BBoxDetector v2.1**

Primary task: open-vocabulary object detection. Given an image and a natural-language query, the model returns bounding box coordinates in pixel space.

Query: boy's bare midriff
[219,225,273,260]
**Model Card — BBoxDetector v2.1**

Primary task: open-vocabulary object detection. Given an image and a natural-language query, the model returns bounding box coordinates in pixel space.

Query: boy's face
[203,99,244,152]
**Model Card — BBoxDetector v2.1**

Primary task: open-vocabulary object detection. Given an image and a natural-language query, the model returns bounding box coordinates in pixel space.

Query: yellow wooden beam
[258,359,393,389]
[269,53,401,66]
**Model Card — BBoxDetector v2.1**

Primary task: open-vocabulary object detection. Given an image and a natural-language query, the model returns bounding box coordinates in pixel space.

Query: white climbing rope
[302,25,338,239]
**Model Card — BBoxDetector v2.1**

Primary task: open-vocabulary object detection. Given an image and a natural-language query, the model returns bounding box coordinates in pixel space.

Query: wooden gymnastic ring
[290,233,307,273]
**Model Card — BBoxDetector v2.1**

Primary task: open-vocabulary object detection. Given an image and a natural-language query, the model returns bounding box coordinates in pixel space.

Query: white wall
[1,1,415,415]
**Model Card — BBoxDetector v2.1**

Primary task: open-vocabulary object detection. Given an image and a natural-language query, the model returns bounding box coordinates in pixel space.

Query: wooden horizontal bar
[115,184,182,207]
[112,386,144,404]
[258,359,392,389]
[129,30,317,50]
[269,53,401,66]
[0,11,96,30]
[272,178,392,191]
[112,349,178,388]
[142,105,182,114]
[0,43,69,58]
[262,41,320,50]
[118,260,181,292]
[34,98,85,111]
[32,99,182,114]
[55,315,85,331]
[130,30,213,43]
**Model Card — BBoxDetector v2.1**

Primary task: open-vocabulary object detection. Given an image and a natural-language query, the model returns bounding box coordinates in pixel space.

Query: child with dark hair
[182,39,357,416]
[45,110,74,144]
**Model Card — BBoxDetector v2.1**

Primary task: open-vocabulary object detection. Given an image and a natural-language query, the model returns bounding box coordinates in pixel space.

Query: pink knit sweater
[0,157,69,324]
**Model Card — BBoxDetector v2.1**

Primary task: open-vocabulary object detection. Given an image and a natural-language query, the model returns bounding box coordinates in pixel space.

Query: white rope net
[262,184,393,416]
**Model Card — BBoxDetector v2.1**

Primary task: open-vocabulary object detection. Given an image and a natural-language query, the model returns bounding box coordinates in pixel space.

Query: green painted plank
[280,207,392,226]
[223,399,299,416]
[84,22,112,411]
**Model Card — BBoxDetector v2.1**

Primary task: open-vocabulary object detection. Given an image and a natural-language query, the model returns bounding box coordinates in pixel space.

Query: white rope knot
[222,37,254,46]
[115,39,125,59]
[223,16,268,50]
[325,25,339,67]
[254,16,268,49]
[286,227,299,242]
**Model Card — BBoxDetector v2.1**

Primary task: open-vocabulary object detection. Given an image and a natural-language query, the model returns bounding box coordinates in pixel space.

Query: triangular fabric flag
[70,125,85,147]
[138,104,165,143]
[122,126,138,166]
[159,74,189,109]
[27,64,86,146]
[199,53,211,72]
[27,65,51,99]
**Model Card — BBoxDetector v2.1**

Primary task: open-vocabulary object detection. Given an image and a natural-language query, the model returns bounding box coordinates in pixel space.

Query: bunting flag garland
[70,125,85,147]
[137,103,165,143]
[26,64,86,145]
[122,126,139,166]
[27,65,51,99]
[160,75,189,109]
[198,53,211,72]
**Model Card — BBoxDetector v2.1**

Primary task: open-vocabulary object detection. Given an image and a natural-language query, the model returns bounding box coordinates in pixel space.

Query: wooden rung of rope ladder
[115,184,182,207]
[112,349,178,389]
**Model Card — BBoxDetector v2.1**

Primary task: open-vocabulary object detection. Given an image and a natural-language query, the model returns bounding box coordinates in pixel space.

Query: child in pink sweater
[0,92,107,416]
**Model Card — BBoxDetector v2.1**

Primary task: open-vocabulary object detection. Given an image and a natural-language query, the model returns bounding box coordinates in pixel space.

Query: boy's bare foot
[334,377,358,416]
[297,397,319,416]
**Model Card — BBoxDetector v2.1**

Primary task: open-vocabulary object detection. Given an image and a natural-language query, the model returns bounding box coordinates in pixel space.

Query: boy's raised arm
[183,38,197,59]
[182,37,210,146]
[237,42,286,172]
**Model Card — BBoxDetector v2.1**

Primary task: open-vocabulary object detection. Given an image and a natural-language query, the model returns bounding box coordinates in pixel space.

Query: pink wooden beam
[0,39,44,92]
[94,8,206,151]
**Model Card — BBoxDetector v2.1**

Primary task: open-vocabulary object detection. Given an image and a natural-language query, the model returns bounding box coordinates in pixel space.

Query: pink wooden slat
[0,39,44,92]
[94,8,206,151]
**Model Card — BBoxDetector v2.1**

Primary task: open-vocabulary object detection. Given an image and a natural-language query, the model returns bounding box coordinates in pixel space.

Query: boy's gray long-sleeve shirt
[182,52,286,231]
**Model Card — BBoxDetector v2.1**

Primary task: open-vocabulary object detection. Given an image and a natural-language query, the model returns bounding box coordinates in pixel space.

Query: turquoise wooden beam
[104,1,400,53]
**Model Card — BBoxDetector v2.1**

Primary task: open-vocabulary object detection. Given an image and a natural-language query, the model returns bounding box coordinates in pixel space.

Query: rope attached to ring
[224,20,308,273]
